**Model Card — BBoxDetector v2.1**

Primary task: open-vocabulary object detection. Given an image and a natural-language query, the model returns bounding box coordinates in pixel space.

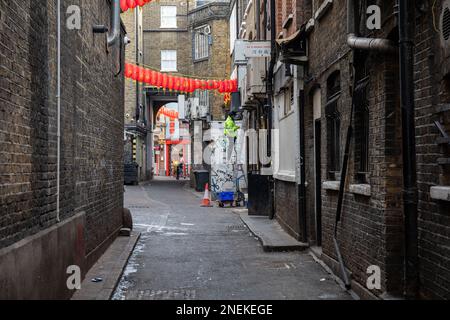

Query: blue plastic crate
[219,192,234,202]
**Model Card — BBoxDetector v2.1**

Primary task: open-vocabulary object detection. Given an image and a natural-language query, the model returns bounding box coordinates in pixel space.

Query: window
[193,26,209,61]
[161,50,177,72]
[353,51,370,183]
[354,78,370,183]
[326,71,341,180]
[161,6,177,29]
[195,0,208,7]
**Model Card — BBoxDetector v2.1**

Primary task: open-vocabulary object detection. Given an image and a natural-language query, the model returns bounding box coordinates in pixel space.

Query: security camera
[124,35,131,46]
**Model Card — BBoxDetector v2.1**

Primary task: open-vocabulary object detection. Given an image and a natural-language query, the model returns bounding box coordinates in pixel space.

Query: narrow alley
[112,178,351,300]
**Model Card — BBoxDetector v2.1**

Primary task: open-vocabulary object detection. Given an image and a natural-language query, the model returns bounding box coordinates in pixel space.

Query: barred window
[326,71,341,180]
[193,26,209,61]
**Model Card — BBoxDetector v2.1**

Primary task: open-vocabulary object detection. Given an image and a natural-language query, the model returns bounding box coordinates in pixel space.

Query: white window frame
[193,26,209,61]
[160,6,177,29]
[161,50,177,72]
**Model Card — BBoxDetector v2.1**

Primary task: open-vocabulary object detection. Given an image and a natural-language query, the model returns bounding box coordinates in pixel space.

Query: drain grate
[125,289,197,300]
[226,224,248,232]
[127,205,151,209]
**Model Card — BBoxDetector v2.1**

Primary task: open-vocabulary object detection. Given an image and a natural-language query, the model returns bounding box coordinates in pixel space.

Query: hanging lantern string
[124,62,238,94]
[120,0,153,13]
[127,61,233,81]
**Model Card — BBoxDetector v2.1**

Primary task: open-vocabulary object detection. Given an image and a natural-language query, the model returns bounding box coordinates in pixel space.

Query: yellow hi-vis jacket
[224,116,239,138]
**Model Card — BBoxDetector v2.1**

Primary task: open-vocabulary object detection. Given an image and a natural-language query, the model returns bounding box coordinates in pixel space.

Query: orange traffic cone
[201,183,213,207]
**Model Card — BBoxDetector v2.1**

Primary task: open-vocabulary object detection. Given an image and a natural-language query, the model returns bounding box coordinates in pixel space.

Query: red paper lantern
[136,0,146,6]
[138,67,145,83]
[168,76,174,91]
[131,65,138,81]
[156,72,163,87]
[232,79,238,92]
[193,79,200,90]
[127,0,137,10]
[144,69,152,84]
[124,63,133,78]
[150,70,157,85]
[218,81,225,93]
[173,77,180,91]
[162,74,168,89]
[120,0,128,11]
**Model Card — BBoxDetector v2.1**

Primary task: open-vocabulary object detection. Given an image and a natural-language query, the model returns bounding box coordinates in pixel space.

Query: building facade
[232,0,450,299]
[0,0,126,299]
[137,0,231,182]
[123,8,149,183]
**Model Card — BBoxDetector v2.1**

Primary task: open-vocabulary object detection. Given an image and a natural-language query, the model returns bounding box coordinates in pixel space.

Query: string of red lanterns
[124,63,238,94]
[158,107,179,120]
[121,0,152,12]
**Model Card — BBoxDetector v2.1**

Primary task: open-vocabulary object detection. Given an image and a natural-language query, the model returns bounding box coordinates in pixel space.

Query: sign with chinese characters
[244,41,271,58]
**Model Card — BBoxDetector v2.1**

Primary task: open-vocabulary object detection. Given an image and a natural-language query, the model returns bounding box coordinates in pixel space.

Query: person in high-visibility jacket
[224,112,240,162]
[224,112,240,138]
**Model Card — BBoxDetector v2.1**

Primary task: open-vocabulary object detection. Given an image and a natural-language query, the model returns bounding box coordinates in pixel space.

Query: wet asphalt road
[112,177,352,300]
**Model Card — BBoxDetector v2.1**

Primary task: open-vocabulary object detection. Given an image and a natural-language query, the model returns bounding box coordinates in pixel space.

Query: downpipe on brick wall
[56,0,61,222]
[108,0,121,47]
[267,0,277,220]
[347,0,396,52]
[398,0,419,299]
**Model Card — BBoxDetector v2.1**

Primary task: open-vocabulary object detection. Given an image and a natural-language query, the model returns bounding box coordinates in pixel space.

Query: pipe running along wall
[108,0,121,47]
[347,0,396,52]
[56,0,61,222]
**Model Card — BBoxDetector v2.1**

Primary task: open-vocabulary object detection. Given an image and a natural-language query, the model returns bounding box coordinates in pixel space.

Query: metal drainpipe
[347,0,396,52]
[107,0,121,47]
[298,83,307,242]
[398,0,419,299]
[256,0,261,40]
[56,0,61,223]
[267,0,276,220]
[135,8,140,123]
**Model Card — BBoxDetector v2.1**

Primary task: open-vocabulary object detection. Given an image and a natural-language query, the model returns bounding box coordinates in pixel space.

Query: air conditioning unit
[246,57,267,96]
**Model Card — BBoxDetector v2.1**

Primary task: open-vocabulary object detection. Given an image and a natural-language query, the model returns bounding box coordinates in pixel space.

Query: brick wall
[304,0,406,296]
[142,0,192,75]
[275,180,300,239]
[414,1,450,299]
[0,0,124,256]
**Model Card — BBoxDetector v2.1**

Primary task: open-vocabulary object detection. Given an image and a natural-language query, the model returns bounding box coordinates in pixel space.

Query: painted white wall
[229,4,237,55]
[273,89,297,182]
